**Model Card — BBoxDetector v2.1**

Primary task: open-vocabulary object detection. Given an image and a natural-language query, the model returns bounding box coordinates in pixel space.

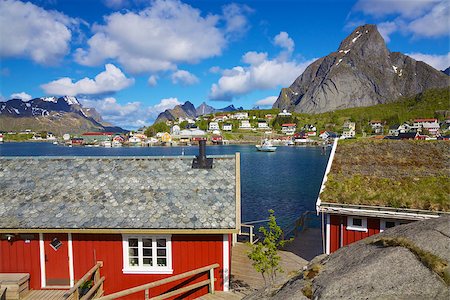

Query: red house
[316,139,449,254]
[0,150,241,299]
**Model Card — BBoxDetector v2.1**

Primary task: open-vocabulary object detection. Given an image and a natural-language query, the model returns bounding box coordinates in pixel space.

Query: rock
[273,24,449,113]
[243,216,450,299]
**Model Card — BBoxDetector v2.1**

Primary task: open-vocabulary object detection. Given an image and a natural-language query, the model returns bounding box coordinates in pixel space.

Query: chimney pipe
[192,139,213,169]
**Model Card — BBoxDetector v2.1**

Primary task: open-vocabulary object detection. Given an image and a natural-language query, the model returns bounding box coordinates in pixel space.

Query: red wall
[0,234,41,289]
[329,215,381,253]
[0,233,226,299]
[71,234,224,299]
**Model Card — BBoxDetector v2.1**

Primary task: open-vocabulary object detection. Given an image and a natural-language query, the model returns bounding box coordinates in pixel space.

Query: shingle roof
[0,156,238,230]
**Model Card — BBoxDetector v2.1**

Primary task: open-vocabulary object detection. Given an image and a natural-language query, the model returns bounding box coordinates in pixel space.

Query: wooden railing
[234,219,269,245]
[64,261,104,300]
[97,263,219,300]
[0,287,6,300]
[283,211,317,239]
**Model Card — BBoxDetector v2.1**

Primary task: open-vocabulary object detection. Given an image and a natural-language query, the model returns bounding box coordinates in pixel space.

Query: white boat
[256,139,277,152]
[103,141,112,148]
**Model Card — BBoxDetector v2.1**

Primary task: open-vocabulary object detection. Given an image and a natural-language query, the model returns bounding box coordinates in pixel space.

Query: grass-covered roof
[320,140,450,211]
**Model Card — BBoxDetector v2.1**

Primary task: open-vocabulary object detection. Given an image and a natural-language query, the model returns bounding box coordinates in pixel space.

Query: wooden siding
[71,234,224,300]
[329,215,381,253]
[0,234,41,289]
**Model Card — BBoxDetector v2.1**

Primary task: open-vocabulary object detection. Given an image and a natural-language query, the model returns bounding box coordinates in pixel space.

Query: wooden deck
[22,289,67,300]
[197,291,244,299]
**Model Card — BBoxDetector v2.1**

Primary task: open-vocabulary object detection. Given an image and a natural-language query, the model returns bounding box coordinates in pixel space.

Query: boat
[256,139,277,152]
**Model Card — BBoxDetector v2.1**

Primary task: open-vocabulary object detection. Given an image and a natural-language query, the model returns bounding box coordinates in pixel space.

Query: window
[346,216,368,232]
[380,219,407,232]
[122,235,172,274]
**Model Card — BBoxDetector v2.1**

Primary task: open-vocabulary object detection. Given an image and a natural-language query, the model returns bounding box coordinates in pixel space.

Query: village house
[341,121,356,138]
[278,109,292,117]
[213,114,229,122]
[319,131,338,140]
[257,121,269,129]
[265,114,273,120]
[208,122,220,131]
[369,120,383,134]
[0,148,240,299]
[231,112,248,120]
[0,133,3,142]
[239,120,252,130]
[316,140,449,254]
[413,118,440,136]
[82,132,114,144]
[222,123,232,131]
[171,125,181,136]
[281,123,296,135]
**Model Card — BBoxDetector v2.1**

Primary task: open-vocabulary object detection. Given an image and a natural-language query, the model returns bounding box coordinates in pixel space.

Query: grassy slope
[321,140,450,211]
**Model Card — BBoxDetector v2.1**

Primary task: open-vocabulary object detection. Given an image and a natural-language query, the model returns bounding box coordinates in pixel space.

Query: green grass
[3,133,34,141]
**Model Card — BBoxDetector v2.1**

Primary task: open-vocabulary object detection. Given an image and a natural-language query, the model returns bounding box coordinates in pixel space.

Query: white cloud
[171,70,199,85]
[10,92,32,101]
[41,64,134,96]
[354,0,439,18]
[407,52,450,70]
[352,0,448,40]
[209,32,314,101]
[408,1,449,37]
[75,0,228,73]
[209,66,222,74]
[147,75,158,86]
[255,96,277,107]
[274,31,294,53]
[79,96,182,129]
[0,0,77,65]
[222,3,252,37]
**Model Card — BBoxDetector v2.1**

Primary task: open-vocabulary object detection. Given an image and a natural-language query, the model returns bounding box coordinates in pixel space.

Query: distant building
[82,132,113,144]
[0,133,3,142]
[71,137,84,146]
[232,112,249,120]
[161,132,172,143]
[320,131,338,139]
[370,120,383,134]
[214,114,229,122]
[257,121,269,129]
[281,123,296,135]
[239,120,252,129]
[278,109,292,117]
[388,124,400,136]
[209,122,220,131]
[398,132,419,140]
[414,119,440,136]
[171,125,181,135]
[265,114,273,120]
[222,123,232,131]
[342,121,356,138]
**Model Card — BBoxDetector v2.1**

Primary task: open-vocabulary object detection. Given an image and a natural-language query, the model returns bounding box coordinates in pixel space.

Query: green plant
[247,210,289,287]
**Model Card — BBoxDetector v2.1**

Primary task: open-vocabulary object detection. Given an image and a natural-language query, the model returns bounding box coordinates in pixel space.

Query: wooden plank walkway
[22,289,67,300]
[197,291,244,299]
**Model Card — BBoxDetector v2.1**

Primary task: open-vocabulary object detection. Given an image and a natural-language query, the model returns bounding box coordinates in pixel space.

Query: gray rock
[273,24,449,113]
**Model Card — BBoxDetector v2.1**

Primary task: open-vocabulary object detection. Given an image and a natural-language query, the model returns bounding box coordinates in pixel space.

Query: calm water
[0,142,329,229]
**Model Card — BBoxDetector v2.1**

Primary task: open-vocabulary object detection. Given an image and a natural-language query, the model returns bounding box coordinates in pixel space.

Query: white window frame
[122,234,173,274]
[380,219,402,232]
[346,216,368,232]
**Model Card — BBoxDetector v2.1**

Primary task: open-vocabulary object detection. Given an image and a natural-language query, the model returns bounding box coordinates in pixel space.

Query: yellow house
[161,132,172,143]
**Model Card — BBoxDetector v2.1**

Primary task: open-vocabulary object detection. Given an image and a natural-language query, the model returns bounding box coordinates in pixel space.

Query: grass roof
[320,140,450,212]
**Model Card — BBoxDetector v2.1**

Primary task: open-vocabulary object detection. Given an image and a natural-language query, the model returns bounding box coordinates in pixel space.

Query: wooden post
[209,268,215,294]
[74,288,80,300]
[145,289,149,300]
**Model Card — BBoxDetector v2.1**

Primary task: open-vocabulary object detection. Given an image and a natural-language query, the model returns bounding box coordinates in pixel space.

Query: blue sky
[0,0,449,129]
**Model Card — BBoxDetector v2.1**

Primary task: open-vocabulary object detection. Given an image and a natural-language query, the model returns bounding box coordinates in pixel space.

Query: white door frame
[39,233,74,288]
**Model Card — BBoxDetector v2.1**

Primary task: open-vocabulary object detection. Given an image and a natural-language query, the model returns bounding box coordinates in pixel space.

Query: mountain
[273,24,449,113]
[154,101,243,124]
[0,96,126,135]
[442,67,450,75]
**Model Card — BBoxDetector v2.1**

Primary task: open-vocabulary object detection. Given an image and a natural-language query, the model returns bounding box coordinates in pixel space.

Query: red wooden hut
[0,151,241,299]
[316,139,449,254]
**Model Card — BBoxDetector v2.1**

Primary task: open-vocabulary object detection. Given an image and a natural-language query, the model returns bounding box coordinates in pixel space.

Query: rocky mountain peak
[273,24,449,113]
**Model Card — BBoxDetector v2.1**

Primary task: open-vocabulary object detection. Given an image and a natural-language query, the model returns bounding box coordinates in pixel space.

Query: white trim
[222,234,230,292]
[68,233,74,287]
[325,214,330,255]
[316,138,338,214]
[346,216,368,232]
[122,234,173,274]
[380,219,405,232]
[340,221,344,248]
[39,233,46,288]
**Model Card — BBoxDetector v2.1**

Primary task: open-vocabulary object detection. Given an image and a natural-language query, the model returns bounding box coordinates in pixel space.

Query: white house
[281,123,296,135]
[209,122,220,131]
[342,121,356,138]
[0,134,3,142]
[232,112,249,120]
[214,115,229,122]
[257,122,269,129]
[171,125,181,135]
[278,109,292,117]
[414,119,440,136]
[239,120,252,129]
[370,120,383,134]
[222,123,232,131]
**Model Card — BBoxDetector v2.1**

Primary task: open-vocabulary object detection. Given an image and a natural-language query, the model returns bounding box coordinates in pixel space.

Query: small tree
[247,210,289,287]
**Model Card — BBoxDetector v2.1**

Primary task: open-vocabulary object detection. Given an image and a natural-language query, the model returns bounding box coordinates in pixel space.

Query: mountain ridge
[273,24,449,113]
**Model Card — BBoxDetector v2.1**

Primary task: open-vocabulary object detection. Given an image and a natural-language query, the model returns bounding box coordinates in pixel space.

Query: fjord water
[0,143,329,228]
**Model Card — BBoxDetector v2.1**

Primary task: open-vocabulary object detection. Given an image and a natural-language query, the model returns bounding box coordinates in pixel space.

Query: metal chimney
[192,139,213,169]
